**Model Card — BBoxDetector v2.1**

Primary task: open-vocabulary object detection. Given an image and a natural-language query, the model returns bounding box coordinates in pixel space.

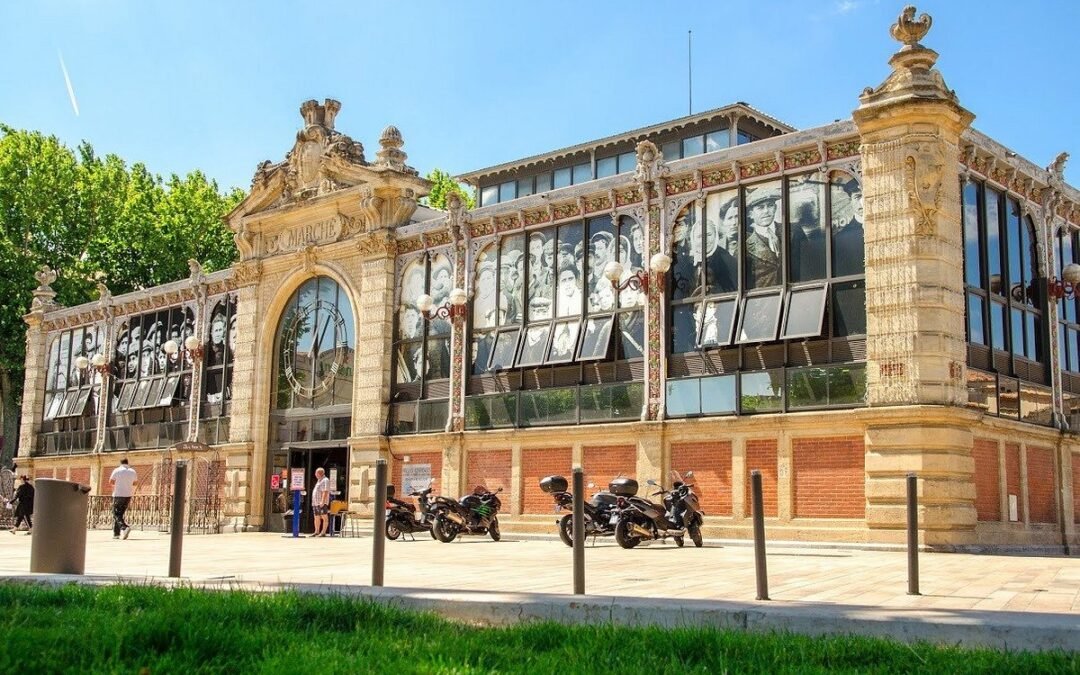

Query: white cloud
[58,51,80,117]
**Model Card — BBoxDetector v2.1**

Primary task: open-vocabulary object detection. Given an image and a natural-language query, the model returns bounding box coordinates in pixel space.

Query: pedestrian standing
[312,467,330,537]
[9,476,34,534]
[110,458,137,540]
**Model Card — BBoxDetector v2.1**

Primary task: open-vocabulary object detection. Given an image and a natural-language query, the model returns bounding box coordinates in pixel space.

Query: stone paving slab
[0,528,1077,652]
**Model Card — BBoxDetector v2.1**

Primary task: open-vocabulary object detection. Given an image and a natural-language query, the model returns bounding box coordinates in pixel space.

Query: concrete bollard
[907,472,920,596]
[572,467,584,595]
[372,459,388,587]
[751,470,769,601]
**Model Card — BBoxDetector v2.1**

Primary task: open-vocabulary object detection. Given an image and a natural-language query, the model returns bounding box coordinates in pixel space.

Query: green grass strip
[0,583,1074,673]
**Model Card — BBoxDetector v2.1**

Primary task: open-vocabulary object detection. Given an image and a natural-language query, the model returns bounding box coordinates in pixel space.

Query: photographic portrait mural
[43,324,105,421]
[470,215,644,374]
[111,304,198,414]
[394,253,453,385]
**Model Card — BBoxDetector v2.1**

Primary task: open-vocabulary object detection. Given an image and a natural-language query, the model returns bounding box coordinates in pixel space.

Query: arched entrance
[266,276,354,532]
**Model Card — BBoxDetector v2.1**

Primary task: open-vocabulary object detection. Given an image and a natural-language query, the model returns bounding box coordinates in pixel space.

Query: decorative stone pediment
[227,99,431,261]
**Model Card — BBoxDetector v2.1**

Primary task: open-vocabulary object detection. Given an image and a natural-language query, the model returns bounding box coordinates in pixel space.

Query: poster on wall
[290,468,305,491]
[401,463,432,495]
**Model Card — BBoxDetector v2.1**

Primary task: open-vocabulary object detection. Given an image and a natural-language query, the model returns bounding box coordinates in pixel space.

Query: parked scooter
[432,485,504,542]
[613,471,704,548]
[385,479,438,541]
[539,475,622,547]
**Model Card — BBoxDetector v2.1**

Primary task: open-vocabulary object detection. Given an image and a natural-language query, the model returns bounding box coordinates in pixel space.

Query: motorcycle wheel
[614,518,641,549]
[673,536,684,547]
[489,518,501,542]
[385,520,402,541]
[428,525,438,540]
[689,522,703,548]
[558,513,574,548]
[433,514,457,543]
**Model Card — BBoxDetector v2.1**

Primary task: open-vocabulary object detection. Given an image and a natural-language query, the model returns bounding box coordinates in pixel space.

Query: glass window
[962,180,981,288]
[782,285,827,339]
[1021,216,1036,306]
[1010,308,1024,358]
[577,315,612,361]
[1006,198,1022,295]
[527,231,555,321]
[596,156,617,179]
[516,324,551,367]
[548,318,582,363]
[700,375,737,414]
[671,305,699,353]
[744,180,783,289]
[619,311,644,359]
[989,301,1006,351]
[833,279,866,337]
[682,135,704,158]
[703,190,739,293]
[275,279,352,410]
[519,387,577,426]
[828,365,867,405]
[489,329,520,371]
[587,216,616,313]
[572,163,591,185]
[985,187,1002,295]
[787,367,829,408]
[698,298,738,348]
[737,130,755,145]
[499,235,525,325]
[661,141,680,161]
[740,371,782,412]
[789,174,826,282]
[737,292,783,344]
[705,130,729,152]
[517,177,534,198]
[481,185,498,206]
[425,338,450,379]
[670,205,701,301]
[499,181,516,203]
[967,293,986,345]
[666,379,700,416]
[617,151,636,174]
[535,172,552,193]
[553,167,572,189]
[555,223,583,317]
[471,332,495,374]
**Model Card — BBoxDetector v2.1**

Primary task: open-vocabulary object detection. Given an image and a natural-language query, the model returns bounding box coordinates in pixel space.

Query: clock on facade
[281,299,349,397]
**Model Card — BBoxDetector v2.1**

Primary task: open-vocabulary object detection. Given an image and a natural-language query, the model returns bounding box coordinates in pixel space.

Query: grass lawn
[0,583,1074,673]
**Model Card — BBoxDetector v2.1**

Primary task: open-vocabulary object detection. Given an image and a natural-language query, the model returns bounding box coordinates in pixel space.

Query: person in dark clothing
[9,476,34,533]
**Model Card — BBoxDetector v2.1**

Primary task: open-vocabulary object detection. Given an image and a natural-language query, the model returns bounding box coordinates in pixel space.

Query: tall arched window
[273,276,355,410]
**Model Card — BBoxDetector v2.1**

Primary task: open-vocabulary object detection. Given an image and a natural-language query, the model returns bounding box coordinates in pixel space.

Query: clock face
[281,299,349,398]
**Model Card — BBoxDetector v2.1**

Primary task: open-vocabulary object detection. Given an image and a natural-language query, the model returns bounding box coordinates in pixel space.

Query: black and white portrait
[670,207,698,300]
[744,182,783,289]
[555,224,583,317]
[618,311,644,359]
[518,324,551,366]
[527,231,554,320]
[471,332,495,374]
[429,254,453,336]
[703,189,739,293]
[490,328,520,370]
[788,174,825,282]
[398,260,426,340]
[831,172,864,278]
[499,235,525,325]
[578,315,613,361]
[548,319,580,363]
[587,221,616,313]
[472,247,498,329]
[425,338,450,379]
[396,342,424,383]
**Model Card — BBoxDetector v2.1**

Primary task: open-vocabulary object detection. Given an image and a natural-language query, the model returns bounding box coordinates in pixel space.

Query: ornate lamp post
[415,287,469,322]
[602,253,673,294]
[75,352,112,376]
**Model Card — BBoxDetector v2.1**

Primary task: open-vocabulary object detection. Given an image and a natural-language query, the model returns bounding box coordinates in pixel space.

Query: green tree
[0,125,243,462]
[423,168,474,210]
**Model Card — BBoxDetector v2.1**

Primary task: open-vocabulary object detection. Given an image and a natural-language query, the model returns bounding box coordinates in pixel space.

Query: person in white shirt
[312,467,331,537]
[109,458,137,540]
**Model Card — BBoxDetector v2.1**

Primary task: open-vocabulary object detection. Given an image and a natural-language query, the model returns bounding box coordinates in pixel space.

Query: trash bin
[281,510,294,532]
[30,479,92,575]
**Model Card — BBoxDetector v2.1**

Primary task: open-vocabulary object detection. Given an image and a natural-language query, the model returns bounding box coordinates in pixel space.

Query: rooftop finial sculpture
[1048,152,1069,182]
[890,5,932,49]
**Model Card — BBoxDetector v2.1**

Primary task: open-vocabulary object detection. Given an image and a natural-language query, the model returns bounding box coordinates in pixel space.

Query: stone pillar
[228,262,261,444]
[352,233,398,437]
[18,267,59,462]
[446,194,469,432]
[854,8,979,546]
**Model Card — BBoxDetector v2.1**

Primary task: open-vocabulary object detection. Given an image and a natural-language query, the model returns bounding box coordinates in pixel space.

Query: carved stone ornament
[1047,152,1069,183]
[890,5,932,48]
[633,140,669,186]
[234,260,262,286]
[356,231,397,258]
[30,265,58,310]
[96,281,112,306]
[904,137,946,236]
[188,259,204,285]
[374,125,418,176]
[301,245,317,273]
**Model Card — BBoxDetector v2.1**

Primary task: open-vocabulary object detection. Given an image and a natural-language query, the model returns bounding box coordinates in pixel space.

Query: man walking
[312,467,330,537]
[110,458,137,540]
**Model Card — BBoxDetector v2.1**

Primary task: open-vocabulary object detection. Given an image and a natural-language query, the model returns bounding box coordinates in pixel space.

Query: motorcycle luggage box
[540,475,568,494]
[590,491,618,507]
[608,478,638,497]
[386,484,396,498]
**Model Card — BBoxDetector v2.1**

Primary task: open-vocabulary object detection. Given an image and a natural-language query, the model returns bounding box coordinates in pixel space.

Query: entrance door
[286,447,348,533]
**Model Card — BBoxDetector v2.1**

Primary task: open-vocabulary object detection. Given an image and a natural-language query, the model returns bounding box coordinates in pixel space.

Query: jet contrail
[58,51,79,116]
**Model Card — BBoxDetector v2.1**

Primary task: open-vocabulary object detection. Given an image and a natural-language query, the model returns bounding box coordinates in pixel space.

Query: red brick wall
[792,436,864,519]
[582,445,636,493]
[1026,446,1056,524]
[745,439,778,518]
[33,468,54,480]
[1073,459,1080,525]
[391,452,443,495]
[68,467,91,487]
[1004,443,1024,522]
[972,438,1001,522]
[467,450,512,494]
[671,441,732,516]
[521,447,572,514]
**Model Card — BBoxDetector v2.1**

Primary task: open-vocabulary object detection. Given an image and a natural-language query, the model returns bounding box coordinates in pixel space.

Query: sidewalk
[1,528,1077,651]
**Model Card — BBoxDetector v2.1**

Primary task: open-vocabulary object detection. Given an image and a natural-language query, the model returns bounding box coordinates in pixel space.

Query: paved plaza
[2,527,1079,650]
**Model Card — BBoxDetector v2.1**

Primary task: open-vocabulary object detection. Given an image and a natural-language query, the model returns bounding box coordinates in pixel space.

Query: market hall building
[17,8,1080,551]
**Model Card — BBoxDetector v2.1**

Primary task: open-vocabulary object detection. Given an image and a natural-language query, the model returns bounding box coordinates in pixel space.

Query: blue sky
[1,1,1077,192]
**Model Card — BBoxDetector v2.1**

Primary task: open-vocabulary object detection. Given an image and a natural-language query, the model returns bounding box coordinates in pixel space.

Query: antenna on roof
[687,30,693,115]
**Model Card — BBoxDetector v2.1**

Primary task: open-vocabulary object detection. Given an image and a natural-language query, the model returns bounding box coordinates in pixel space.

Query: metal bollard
[751,470,769,601]
[372,459,388,587]
[169,461,188,578]
[572,467,585,595]
[907,472,920,596]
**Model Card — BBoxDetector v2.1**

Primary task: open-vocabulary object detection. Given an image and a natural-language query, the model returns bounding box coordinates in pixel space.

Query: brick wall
[33,468,54,480]
[68,467,91,487]
[521,447,572,514]
[792,436,864,518]
[1026,446,1056,524]
[745,439,778,518]
[1074,458,1080,525]
[391,451,443,496]
[466,449,512,494]
[671,441,732,516]
[1004,443,1024,522]
[972,438,1000,522]
[582,446,636,493]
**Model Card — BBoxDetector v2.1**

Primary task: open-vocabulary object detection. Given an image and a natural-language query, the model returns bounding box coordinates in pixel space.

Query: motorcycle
[613,471,704,549]
[432,485,503,542]
[385,479,438,541]
[539,475,622,547]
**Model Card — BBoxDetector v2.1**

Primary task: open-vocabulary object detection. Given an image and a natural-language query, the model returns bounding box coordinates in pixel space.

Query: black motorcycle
[385,479,438,541]
[432,485,503,542]
[540,475,623,547]
[613,471,704,549]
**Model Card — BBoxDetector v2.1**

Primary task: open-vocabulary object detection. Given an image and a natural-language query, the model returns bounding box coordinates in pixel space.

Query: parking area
[1,527,1078,614]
